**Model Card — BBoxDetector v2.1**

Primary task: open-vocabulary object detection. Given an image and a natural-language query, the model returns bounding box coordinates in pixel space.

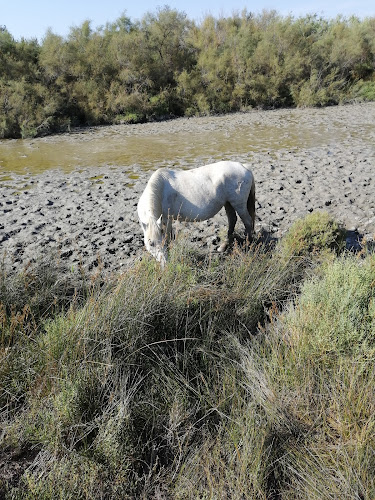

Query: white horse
[137,161,255,266]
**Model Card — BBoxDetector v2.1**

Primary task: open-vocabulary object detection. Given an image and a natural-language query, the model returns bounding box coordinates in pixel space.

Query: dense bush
[2,214,375,498]
[279,211,346,258]
[1,10,375,138]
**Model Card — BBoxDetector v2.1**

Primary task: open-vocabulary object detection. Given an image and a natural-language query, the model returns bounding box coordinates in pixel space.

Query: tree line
[1,8,375,138]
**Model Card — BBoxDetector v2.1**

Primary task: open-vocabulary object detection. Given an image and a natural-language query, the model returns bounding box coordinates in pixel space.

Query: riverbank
[1,103,375,273]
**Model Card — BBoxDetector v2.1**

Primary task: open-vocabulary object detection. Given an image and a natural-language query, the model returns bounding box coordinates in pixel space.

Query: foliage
[286,254,375,357]
[349,79,375,101]
[2,214,375,498]
[279,211,346,258]
[1,10,375,138]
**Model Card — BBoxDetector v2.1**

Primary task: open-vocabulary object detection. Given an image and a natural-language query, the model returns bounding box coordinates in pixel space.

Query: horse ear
[156,215,163,228]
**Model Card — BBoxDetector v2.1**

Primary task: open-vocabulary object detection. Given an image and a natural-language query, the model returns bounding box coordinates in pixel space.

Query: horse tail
[247,173,256,232]
[239,163,255,232]
[241,162,253,172]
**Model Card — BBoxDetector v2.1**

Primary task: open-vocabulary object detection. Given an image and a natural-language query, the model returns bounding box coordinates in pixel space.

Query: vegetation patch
[279,211,346,258]
[1,213,374,498]
[1,10,375,138]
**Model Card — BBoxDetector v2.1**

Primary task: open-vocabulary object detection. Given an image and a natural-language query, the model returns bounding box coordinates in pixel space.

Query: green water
[0,108,372,176]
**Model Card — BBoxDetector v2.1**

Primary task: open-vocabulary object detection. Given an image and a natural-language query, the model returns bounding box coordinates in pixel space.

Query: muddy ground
[1,103,374,273]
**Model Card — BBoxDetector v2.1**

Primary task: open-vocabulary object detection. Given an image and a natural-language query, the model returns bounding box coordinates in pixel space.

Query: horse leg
[230,179,255,245]
[165,217,173,244]
[236,206,254,244]
[218,202,237,252]
[247,179,256,233]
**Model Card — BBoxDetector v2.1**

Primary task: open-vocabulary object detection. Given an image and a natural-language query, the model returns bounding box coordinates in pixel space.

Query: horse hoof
[218,242,229,253]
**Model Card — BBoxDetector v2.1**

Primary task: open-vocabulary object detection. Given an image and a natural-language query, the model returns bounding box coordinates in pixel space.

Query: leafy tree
[1,9,375,137]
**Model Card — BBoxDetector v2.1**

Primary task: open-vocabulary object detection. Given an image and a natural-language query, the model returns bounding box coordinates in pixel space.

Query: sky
[2,0,375,42]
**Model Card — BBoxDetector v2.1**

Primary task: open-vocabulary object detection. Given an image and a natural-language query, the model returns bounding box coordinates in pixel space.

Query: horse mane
[146,169,165,222]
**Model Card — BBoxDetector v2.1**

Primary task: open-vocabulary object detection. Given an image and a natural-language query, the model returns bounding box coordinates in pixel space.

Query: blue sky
[3,0,375,42]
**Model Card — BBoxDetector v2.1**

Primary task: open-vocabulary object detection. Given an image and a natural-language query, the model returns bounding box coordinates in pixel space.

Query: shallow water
[1,105,374,176]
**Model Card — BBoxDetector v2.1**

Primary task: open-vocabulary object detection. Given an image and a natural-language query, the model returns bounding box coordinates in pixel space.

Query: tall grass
[1,213,374,499]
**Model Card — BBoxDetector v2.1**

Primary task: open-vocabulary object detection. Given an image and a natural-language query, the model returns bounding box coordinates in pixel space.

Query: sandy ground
[1,103,375,273]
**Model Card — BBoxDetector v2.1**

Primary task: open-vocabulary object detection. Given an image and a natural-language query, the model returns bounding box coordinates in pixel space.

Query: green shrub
[349,79,375,102]
[285,253,375,358]
[114,112,144,124]
[3,12,375,138]
[279,211,345,258]
[243,252,375,499]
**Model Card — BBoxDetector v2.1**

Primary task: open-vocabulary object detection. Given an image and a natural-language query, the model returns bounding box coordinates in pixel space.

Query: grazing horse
[137,161,255,266]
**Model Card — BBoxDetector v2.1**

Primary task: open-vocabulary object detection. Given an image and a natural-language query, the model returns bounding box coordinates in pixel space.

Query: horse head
[141,214,168,267]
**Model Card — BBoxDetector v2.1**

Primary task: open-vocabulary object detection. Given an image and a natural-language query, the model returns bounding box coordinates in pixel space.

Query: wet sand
[1,103,374,272]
